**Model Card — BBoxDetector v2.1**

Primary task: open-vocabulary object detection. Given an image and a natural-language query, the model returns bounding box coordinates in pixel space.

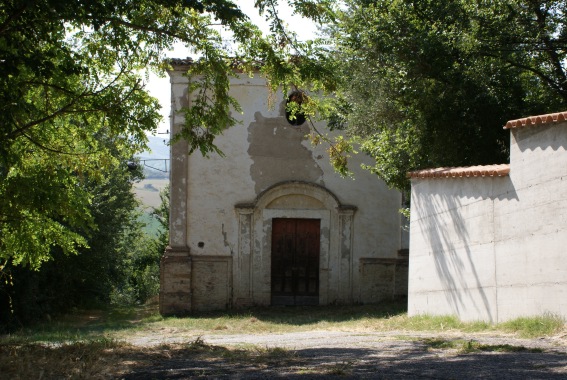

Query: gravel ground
[122,331,567,379]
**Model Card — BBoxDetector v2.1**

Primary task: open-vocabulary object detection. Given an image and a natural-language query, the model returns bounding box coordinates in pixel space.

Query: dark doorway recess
[271,218,320,306]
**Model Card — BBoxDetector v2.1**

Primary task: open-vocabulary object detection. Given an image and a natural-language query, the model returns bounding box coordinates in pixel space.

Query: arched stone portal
[234,181,356,307]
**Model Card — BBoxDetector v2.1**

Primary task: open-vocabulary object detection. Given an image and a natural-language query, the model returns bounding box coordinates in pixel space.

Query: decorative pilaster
[338,206,356,303]
[169,124,189,248]
[234,204,254,306]
[160,75,191,315]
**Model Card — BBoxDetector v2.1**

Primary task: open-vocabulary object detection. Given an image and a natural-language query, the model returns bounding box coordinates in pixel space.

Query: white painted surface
[409,121,567,322]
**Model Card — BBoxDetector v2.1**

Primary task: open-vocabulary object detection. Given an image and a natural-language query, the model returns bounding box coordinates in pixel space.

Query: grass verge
[0,338,138,379]
[500,313,566,338]
[1,303,565,379]
[0,337,303,379]
[1,300,565,346]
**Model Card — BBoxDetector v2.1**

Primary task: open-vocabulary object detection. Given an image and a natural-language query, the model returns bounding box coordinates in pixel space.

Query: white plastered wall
[409,121,567,322]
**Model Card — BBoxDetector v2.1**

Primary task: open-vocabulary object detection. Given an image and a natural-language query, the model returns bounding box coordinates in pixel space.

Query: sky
[145,2,319,136]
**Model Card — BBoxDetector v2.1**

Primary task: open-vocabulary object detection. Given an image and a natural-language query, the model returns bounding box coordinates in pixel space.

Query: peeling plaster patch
[221,223,234,255]
[248,111,324,194]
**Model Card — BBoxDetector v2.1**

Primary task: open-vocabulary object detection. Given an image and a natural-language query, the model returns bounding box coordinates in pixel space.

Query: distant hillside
[133,178,169,209]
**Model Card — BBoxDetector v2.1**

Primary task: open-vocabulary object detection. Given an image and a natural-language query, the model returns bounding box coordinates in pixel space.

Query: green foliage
[422,338,543,353]
[326,0,567,190]
[1,0,162,268]
[0,0,341,270]
[0,0,340,328]
[0,134,146,329]
[501,313,565,338]
[109,232,161,306]
[111,186,169,306]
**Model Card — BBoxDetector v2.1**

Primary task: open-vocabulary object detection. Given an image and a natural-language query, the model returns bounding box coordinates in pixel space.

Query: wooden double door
[271,218,320,306]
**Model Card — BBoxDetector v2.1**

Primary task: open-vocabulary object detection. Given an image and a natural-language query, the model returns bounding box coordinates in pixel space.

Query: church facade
[160,59,408,314]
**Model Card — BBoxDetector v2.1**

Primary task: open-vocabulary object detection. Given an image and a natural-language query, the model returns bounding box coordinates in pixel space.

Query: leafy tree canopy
[0,0,336,269]
[7,0,565,270]
[324,0,566,190]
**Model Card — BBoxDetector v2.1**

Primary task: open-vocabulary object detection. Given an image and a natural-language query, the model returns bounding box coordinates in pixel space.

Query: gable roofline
[169,57,194,66]
[168,57,263,73]
[504,111,567,129]
[407,164,510,179]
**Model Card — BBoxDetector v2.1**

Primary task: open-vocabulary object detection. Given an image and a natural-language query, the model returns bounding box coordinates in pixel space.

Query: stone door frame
[234,181,356,307]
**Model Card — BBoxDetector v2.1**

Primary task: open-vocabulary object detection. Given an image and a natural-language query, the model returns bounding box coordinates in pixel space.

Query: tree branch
[22,133,100,156]
[532,4,567,94]
[481,51,567,100]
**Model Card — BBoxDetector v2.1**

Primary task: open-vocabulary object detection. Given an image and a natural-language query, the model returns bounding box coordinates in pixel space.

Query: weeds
[326,361,354,376]
[422,338,544,354]
[251,346,298,364]
[186,336,212,351]
[501,313,565,338]
[0,338,135,379]
[2,301,565,347]
[1,302,564,379]
[182,337,299,367]
[468,342,543,353]
[392,313,564,338]
[422,337,463,350]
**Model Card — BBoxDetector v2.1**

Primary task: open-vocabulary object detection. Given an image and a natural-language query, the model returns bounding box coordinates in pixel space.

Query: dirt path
[121,330,567,379]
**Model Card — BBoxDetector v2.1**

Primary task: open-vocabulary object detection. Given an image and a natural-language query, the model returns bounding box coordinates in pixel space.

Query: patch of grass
[383,314,492,333]
[385,313,566,338]
[132,300,408,336]
[295,367,319,375]
[1,304,157,344]
[421,338,544,354]
[500,313,565,338]
[422,337,464,350]
[186,336,214,351]
[477,343,542,353]
[3,303,563,379]
[390,314,463,331]
[182,337,298,367]
[1,337,298,380]
[0,338,136,379]
[248,346,298,365]
[325,361,354,376]
[3,300,566,347]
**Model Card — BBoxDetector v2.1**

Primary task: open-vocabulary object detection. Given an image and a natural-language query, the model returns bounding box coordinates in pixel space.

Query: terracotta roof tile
[169,57,194,66]
[408,164,510,179]
[504,111,567,129]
